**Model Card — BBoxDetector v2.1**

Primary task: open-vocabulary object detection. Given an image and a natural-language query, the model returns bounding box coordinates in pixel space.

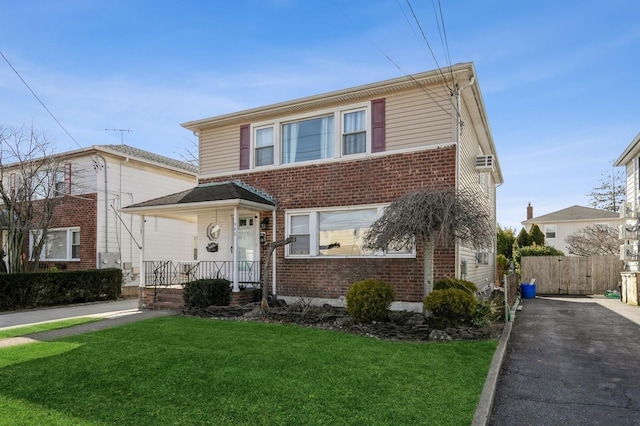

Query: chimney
[526,203,533,220]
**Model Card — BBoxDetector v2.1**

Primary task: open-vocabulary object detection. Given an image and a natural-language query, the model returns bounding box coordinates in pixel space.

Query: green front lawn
[0,316,497,425]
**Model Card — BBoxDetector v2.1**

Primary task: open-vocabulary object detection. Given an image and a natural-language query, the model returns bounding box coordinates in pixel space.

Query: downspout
[94,154,109,253]
[271,210,277,296]
[454,75,475,280]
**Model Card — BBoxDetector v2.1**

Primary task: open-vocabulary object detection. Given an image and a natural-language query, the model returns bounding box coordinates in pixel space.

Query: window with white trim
[283,115,334,164]
[286,206,415,258]
[545,225,556,239]
[30,227,81,261]
[342,109,366,155]
[255,126,274,166]
[251,102,371,168]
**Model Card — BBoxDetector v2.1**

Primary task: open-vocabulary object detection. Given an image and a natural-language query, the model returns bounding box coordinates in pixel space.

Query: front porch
[140,260,262,310]
[144,260,261,287]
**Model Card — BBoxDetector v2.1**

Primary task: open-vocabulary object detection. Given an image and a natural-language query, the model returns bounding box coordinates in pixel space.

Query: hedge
[0,268,122,311]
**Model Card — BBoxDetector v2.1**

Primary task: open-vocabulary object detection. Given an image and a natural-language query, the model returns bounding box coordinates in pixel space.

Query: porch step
[145,291,185,311]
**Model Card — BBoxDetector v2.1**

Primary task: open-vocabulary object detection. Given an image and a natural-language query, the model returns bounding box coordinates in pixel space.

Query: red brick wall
[201,147,457,303]
[43,193,97,270]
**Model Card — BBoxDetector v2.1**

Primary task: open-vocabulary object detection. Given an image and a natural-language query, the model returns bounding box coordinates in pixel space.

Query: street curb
[471,318,513,426]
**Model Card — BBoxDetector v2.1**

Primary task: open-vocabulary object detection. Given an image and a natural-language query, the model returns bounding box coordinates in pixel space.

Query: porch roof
[121,181,276,222]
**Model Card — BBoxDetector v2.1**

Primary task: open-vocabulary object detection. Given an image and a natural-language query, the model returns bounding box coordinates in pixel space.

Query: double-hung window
[342,109,366,155]
[545,225,556,239]
[255,127,274,166]
[286,205,415,258]
[289,215,311,255]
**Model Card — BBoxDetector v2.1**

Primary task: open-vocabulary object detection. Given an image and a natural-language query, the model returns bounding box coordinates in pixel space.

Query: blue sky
[1,0,638,231]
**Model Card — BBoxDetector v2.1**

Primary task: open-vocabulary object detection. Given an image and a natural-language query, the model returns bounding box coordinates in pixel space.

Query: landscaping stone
[184,298,504,342]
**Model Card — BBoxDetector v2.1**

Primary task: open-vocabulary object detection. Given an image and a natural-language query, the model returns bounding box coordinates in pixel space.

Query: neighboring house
[123,62,503,310]
[615,132,640,269]
[521,203,623,255]
[2,144,197,287]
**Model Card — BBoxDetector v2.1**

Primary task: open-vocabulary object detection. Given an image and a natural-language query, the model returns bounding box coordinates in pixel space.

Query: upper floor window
[342,110,366,155]
[255,127,274,167]
[249,102,373,169]
[545,225,556,239]
[283,115,334,164]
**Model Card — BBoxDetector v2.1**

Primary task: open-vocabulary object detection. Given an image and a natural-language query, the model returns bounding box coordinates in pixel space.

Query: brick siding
[200,147,457,303]
[41,192,97,270]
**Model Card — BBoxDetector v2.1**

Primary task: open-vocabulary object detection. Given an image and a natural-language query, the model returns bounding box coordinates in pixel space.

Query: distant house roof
[94,144,198,174]
[522,205,620,225]
[121,181,275,220]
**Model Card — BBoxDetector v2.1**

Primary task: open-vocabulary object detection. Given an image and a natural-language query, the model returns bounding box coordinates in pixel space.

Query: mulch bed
[183,294,506,342]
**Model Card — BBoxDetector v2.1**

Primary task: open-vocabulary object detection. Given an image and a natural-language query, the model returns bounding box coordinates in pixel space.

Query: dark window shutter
[239,124,250,170]
[371,98,385,153]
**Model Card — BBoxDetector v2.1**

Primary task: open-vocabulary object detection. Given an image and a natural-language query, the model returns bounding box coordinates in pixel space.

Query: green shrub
[434,278,478,293]
[183,279,231,308]
[346,279,395,322]
[424,288,477,323]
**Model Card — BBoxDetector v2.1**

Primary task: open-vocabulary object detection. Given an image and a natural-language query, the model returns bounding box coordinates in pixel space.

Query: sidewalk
[488,295,640,425]
[0,299,176,348]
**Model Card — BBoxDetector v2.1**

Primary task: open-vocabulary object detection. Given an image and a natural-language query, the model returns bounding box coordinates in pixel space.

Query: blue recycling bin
[521,283,536,299]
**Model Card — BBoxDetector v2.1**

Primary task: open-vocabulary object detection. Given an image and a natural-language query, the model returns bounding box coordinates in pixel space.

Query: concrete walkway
[0,299,176,348]
[488,296,640,425]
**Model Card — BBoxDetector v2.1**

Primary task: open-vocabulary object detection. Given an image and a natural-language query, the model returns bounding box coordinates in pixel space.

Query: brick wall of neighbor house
[46,193,98,270]
[200,146,457,303]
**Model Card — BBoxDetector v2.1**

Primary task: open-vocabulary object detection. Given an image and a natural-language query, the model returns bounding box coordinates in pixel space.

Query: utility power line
[0,50,83,149]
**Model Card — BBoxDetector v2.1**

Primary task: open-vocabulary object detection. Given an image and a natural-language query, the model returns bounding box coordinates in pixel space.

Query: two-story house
[2,144,198,292]
[521,203,623,256]
[123,62,502,310]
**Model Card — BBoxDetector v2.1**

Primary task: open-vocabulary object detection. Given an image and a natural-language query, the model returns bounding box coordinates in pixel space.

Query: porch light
[260,217,270,230]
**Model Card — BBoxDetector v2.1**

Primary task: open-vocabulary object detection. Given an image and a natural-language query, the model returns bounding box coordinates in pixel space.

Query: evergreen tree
[587,162,625,212]
[497,224,516,259]
[516,227,531,247]
[529,224,545,246]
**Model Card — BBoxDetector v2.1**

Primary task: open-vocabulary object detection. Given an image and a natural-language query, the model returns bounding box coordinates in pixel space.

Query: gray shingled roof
[523,205,620,223]
[95,144,198,174]
[123,181,275,209]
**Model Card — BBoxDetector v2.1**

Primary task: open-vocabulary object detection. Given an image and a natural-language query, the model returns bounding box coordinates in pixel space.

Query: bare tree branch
[565,225,622,256]
[362,187,494,295]
[363,187,494,252]
[0,124,67,272]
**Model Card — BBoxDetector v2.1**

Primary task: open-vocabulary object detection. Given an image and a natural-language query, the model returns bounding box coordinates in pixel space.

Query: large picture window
[286,206,415,258]
[30,227,80,261]
[282,115,334,164]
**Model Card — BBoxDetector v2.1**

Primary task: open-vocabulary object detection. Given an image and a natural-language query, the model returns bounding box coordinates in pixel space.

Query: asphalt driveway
[489,296,640,425]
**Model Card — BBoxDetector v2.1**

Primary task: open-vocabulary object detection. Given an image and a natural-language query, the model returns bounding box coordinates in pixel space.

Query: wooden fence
[521,255,624,295]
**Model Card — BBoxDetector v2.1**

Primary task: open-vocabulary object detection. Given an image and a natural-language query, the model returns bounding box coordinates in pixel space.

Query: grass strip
[0,316,497,425]
[0,317,100,339]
